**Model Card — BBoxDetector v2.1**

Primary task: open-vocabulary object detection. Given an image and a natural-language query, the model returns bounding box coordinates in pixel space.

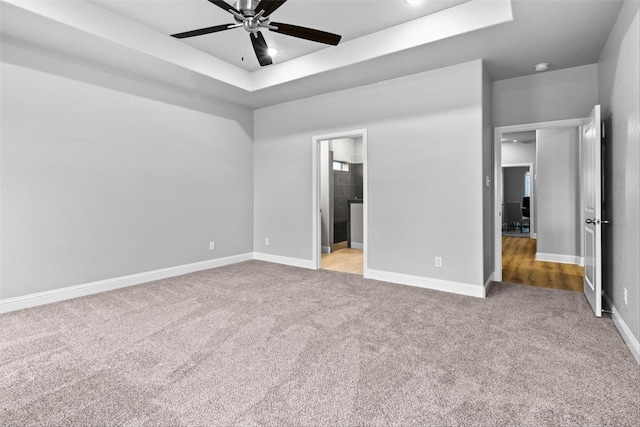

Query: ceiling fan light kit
[535,62,550,72]
[171,0,342,67]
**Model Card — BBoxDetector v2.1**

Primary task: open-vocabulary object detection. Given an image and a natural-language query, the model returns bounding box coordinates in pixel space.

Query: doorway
[312,129,367,275]
[495,119,586,292]
[501,162,534,238]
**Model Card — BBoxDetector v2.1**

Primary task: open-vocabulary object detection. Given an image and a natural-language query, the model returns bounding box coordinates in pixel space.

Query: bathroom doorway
[312,129,367,275]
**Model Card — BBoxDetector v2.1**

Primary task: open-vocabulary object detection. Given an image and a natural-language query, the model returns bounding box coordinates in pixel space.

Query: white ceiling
[0,0,624,109]
[88,0,472,72]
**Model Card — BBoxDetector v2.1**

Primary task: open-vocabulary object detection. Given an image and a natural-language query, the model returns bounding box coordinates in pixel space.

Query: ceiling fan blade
[255,0,288,17]
[250,31,273,66]
[207,0,241,15]
[269,22,342,46]
[171,24,237,39]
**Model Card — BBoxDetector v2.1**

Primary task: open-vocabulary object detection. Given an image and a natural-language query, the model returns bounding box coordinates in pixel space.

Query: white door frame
[312,129,368,272]
[494,118,585,282]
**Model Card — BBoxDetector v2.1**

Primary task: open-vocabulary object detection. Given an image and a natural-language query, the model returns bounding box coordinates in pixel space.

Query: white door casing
[312,129,368,272]
[583,105,603,317]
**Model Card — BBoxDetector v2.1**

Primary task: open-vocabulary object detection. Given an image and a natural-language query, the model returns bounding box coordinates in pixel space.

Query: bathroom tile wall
[333,163,363,243]
[353,163,363,198]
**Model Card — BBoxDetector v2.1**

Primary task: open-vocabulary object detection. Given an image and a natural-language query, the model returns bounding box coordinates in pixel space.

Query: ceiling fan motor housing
[235,0,259,17]
[234,0,266,34]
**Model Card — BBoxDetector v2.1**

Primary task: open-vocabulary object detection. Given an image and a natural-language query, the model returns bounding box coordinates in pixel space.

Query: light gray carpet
[1,261,638,426]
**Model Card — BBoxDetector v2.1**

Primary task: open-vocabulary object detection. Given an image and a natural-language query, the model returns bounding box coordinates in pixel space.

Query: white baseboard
[364,269,486,298]
[604,294,640,364]
[351,242,363,250]
[252,252,315,270]
[535,252,581,265]
[0,253,254,314]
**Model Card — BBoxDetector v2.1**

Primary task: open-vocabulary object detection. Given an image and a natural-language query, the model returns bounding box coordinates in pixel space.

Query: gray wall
[503,141,536,165]
[254,60,486,287]
[536,127,581,259]
[1,51,254,299]
[492,64,598,127]
[503,167,528,206]
[598,0,640,347]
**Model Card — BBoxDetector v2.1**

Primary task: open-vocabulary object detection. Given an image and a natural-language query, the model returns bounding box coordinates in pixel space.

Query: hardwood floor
[321,242,363,275]
[321,237,583,291]
[502,236,584,292]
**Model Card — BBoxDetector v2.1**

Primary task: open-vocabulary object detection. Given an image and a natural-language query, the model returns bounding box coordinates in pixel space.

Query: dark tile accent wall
[334,221,348,243]
[333,171,351,223]
[333,163,363,243]
[353,163,363,199]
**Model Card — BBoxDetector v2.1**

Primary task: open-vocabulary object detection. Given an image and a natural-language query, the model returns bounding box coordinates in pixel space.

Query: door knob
[586,218,611,225]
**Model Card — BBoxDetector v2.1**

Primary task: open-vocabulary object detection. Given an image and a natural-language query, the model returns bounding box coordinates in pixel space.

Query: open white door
[583,105,603,317]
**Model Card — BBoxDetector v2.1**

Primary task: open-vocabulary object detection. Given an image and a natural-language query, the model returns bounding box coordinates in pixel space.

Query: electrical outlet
[265,237,270,246]
[209,241,215,251]
[435,256,443,268]
[624,287,628,305]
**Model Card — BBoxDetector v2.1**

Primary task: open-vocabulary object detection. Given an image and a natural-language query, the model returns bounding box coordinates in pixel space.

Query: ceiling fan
[171,0,343,67]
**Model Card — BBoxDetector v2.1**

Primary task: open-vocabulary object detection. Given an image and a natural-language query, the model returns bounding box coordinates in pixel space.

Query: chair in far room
[522,196,530,217]
[521,197,531,232]
[505,202,529,233]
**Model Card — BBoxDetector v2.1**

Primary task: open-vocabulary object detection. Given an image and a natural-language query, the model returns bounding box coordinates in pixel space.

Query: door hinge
[602,122,606,139]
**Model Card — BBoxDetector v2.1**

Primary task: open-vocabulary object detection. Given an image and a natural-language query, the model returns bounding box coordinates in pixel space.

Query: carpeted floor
[1,260,638,426]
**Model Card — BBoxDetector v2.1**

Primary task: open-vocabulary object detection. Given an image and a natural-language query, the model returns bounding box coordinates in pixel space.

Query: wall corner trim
[484,273,495,297]
[364,269,486,298]
[0,253,254,314]
[252,252,315,270]
[604,294,640,364]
